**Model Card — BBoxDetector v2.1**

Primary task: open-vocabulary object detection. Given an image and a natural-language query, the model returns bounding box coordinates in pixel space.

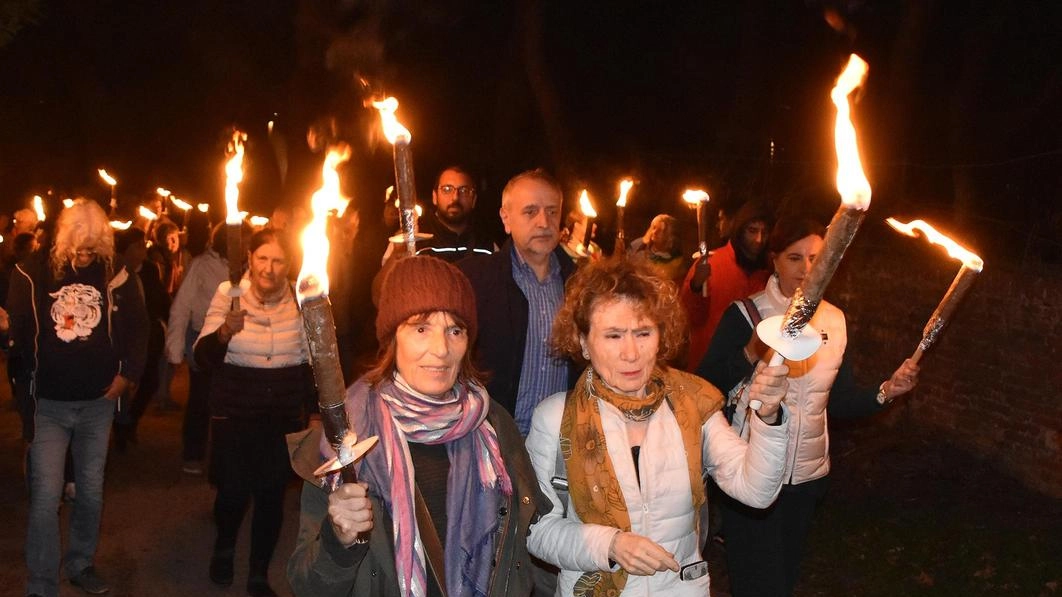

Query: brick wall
[825,222,1062,498]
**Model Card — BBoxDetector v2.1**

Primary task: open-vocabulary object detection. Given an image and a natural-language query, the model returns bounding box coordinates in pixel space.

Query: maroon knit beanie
[375,256,478,344]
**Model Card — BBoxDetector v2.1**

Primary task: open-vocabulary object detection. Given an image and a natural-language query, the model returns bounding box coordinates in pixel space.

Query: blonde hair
[51,199,115,278]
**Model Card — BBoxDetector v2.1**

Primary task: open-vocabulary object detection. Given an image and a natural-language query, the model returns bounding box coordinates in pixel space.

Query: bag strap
[414,484,448,597]
[551,441,570,518]
[740,297,762,327]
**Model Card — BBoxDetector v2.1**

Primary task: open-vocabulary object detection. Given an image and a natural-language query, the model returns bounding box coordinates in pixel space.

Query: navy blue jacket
[457,240,577,418]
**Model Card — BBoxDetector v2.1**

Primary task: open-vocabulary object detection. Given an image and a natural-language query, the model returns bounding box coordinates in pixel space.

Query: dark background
[2,0,1061,262]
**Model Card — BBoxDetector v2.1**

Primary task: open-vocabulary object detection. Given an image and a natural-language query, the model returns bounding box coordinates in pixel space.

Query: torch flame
[578,190,597,219]
[63,198,74,208]
[109,220,132,230]
[831,54,871,210]
[138,205,158,221]
[616,178,634,207]
[156,187,171,198]
[886,218,984,272]
[98,169,117,186]
[197,203,210,213]
[32,195,46,221]
[225,131,247,225]
[249,215,270,228]
[297,145,352,304]
[682,189,710,205]
[171,197,192,211]
[371,97,411,144]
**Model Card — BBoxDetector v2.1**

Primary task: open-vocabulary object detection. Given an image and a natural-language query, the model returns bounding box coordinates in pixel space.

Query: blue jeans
[26,397,114,597]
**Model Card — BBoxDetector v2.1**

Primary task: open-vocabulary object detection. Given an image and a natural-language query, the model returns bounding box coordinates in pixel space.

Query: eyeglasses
[75,249,97,258]
[436,184,476,199]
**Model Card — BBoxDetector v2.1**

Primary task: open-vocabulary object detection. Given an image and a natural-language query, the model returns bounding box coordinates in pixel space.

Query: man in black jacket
[418,166,498,262]
[458,169,576,436]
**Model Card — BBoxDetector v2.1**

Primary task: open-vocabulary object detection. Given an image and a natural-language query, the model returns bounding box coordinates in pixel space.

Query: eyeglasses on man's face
[75,249,98,258]
[436,184,476,199]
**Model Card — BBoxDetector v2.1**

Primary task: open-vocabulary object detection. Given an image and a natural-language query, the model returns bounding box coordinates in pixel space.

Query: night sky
[2,1,1061,260]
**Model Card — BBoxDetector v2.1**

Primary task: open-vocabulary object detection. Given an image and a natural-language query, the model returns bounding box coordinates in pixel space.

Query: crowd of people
[4,164,920,597]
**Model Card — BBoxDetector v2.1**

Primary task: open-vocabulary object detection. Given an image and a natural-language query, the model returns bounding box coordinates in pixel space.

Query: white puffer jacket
[196,280,309,369]
[730,275,846,484]
[526,390,789,596]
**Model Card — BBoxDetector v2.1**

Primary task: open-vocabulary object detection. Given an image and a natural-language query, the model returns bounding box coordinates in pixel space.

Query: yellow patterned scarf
[559,366,723,597]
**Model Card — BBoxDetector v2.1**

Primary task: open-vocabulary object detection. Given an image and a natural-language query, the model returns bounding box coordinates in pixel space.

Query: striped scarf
[377,373,512,597]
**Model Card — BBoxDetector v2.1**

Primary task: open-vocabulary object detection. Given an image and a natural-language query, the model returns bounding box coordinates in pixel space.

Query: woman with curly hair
[525,257,791,596]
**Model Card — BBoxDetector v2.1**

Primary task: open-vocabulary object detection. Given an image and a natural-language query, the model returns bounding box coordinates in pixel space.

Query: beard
[436,206,471,228]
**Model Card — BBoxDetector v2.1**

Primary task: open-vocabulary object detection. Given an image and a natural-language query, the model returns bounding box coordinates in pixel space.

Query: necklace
[585,369,661,422]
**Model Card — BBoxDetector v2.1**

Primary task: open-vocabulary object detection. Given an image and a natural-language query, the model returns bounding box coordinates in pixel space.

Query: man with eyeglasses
[417,166,497,262]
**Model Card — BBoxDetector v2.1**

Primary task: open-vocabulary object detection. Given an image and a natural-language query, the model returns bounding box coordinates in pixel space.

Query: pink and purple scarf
[324,374,512,597]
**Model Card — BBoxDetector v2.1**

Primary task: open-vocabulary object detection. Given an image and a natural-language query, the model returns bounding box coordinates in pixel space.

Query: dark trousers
[722,476,829,597]
[181,365,211,461]
[210,417,299,575]
[115,320,163,437]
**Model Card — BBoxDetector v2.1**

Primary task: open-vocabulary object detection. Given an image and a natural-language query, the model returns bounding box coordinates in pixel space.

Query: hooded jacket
[7,252,149,439]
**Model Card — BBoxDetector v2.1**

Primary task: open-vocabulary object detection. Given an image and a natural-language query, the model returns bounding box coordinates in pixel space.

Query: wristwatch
[875,382,892,405]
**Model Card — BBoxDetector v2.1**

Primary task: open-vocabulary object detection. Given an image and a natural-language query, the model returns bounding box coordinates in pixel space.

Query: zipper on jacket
[786,398,802,484]
[16,264,41,417]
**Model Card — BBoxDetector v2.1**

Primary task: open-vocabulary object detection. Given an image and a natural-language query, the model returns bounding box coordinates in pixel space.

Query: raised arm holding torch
[224,131,247,311]
[98,169,118,216]
[373,97,422,257]
[614,178,633,257]
[296,145,378,535]
[683,189,710,297]
[32,195,46,223]
[751,54,872,410]
[578,189,597,253]
[886,218,984,365]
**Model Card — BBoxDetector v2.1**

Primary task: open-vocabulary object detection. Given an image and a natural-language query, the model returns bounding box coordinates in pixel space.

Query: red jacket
[680,242,769,371]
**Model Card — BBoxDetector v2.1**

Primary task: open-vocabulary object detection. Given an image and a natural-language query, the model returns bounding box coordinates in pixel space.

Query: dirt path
[0,365,299,597]
[1,365,1059,597]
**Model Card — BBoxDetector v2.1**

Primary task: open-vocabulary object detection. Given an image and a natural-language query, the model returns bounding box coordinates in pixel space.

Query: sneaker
[247,576,278,597]
[209,552,234,587]
[182,460,204,475]
[70,566,110,594]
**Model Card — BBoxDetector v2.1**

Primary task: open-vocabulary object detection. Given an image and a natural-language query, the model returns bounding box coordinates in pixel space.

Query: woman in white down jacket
[194,229,318,597]
[525,258,792,597]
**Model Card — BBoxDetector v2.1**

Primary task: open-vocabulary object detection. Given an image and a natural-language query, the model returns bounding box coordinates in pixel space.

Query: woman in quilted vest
[699,218,921,597]
[194,229,317,597]
[525,258,793,596]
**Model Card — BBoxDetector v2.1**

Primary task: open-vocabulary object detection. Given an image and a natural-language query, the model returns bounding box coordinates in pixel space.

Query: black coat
[6,253,149,439]
[457,240,577,418]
